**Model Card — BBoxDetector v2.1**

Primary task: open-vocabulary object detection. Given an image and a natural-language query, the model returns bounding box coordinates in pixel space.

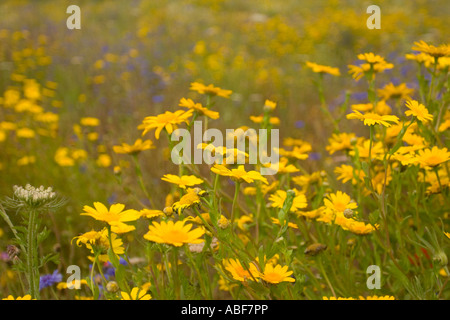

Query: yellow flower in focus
[305,61,340,76]
[113,139,155,155]
[161,174,204,189]
[190,82,232,98]
[324,191,357,214]
[121,287,152,300]
[346,110,399,127]
[172,188,206,214]
[260,264,295,284]
[143,220,205,247]
[404,100,433,124]
[80,202,141,233]
[140,109,193,139]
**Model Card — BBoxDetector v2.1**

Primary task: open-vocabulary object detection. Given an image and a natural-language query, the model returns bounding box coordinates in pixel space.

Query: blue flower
[39,270,63,291]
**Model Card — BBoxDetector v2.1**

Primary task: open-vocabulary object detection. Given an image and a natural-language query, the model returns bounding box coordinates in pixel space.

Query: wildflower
[415,147,450,169]
[260,264,295,284]
[161,174,204,189]
[179,98,219,119]
[348,54,394,81]
[17,155,36,166]
[405,52,435,67]
[16,127,35,138]
[113,139,155,155]
[263,99,277,111]
[269,189,307,212]
[271,217,298,229]
[276,145,311,160]
[404,100,433,124]
[96,154,112,167]
[120,287,152,300]
[324,191,357,213]
[249,115,280,125]
[211,164,268,184]
[2,295,33,300]
[80,117,100,127]
[139,209,164,219]
[80,202,141,233]
[140,109,193,139]
[305,61,340,76]
[378,82,414,101]
[57,279,88,290]
[412,41,450,58]
[346,110,399,127]
[223,258,260,282]
[172,188,206,214]
[334,164,365,185]
[236,214,253,231]
[265,157,299,174]
[72,230,103,247]
[189,82,232,98]
[218,276,238,292]
[326,133,356,155]
[445,232,450,240]
[143,220,205,247]
[39,270,63,291]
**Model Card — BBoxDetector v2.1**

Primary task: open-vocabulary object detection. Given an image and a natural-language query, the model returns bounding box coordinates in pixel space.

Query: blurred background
[0,0,448,275]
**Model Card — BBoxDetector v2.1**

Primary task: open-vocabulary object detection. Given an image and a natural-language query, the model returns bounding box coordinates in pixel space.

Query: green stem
[132,154,155,208]
[27,209,40,299]
[231,181,240,226]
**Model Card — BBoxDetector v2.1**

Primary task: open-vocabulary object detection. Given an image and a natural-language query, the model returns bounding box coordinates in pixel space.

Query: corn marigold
[143,220,205,247]
[140,109,193,139]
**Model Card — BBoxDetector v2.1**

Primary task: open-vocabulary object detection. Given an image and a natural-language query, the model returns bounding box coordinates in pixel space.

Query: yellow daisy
[143,220,205,247]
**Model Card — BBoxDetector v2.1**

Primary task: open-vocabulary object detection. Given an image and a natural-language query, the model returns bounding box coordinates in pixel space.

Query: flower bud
[106,281,119,293]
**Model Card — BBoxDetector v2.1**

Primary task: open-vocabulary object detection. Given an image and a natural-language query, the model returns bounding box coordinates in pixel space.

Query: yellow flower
[140,209,164,219]
[80,202,141,233]
[96,154,111,167]
[378,82,414,101]
[404,100,433,123]
[113,139,155,155]
[143,220,205,247]
[16,127,35,138]
[326,133,356,155]
[189,82,232,98]
[265,157,299,174]
[263,99,277,111]
[276,145,311,160]
[412,41,450,58]
[223,259,260,282]
[268,189,307,212]
[236,214,253,231]
[72,230,103,247]
[161,174,204,189]
[445,232,450,240]
[249,115,280,125]
[260,264,295,284]
[120,287,152,300]
[346,110,399,127]
[415,146,450,169]
[2,295,33,300]
[17,155,35,166]
[271,217,298,229]
[348,56,394,81]
[305,61,340,76]
[140,109,193,139]
[334,164,365,185]
[324,191,357,213]
[179,98,219,119]
[172,188,206,214]
[349,139,384,159]
[80,117,100,127]
[405,52,435,67]
[211,164,268,184]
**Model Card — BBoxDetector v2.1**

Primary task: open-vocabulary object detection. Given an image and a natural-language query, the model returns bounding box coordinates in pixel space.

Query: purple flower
[39,270,62,291]
[295,120,305,129]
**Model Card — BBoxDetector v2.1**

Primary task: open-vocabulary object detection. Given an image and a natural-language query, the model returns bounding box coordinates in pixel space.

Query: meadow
[0,0,449,300]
